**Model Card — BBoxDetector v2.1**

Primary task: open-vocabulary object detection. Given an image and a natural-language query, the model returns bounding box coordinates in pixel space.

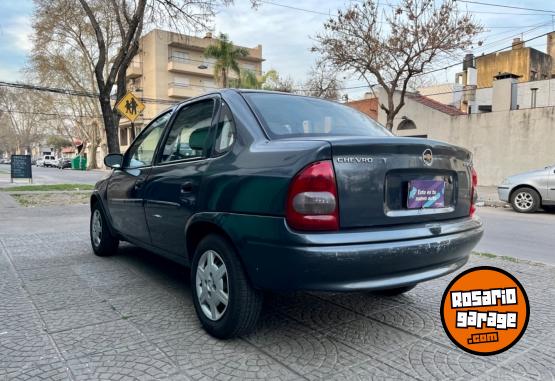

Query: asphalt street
[0,164,108,186]
[475,206,555,265]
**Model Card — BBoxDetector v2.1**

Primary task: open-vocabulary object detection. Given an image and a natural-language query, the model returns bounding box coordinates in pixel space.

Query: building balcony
[126,62,142,79]
[167,57,214,77]
[168,82,207,99]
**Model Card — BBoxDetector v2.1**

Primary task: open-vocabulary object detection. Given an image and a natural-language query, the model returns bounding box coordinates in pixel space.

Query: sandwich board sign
[10,155,32,183]
[115,91,145,122]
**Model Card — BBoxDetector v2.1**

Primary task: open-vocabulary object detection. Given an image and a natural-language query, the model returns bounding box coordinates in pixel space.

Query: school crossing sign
[116,91,145,122]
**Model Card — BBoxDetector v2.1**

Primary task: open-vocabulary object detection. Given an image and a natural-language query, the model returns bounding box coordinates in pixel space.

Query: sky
[0,0,554,100]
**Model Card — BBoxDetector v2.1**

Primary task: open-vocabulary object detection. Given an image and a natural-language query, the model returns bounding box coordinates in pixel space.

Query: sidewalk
[0,191,18,208]
[477,185,507,207]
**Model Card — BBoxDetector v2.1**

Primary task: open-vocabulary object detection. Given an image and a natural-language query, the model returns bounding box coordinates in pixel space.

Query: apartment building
[120,29,264,151]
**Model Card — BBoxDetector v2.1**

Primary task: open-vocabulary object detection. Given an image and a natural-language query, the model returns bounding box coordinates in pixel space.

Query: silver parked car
[498,165,555,213]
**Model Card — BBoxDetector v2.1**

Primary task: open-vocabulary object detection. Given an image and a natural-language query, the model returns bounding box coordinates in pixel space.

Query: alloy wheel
[91,209,103,247]
[195,250,229,321]
[514,191,534,211]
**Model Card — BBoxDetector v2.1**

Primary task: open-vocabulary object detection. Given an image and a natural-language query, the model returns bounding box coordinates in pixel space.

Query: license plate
[407,180,445,209]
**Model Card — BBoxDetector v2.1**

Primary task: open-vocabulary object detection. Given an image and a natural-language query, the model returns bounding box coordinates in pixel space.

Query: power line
[453,0,555,14]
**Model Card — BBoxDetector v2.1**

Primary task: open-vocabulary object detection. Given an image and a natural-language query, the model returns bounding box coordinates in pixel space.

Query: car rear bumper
[212,214,484,292]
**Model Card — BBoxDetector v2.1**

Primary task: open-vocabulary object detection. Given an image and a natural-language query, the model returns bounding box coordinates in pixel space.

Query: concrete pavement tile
[325,359,418,380]
[0,310,46,337]
[67,342,178,381]
[39,302,120,333]
[51,320,146,360]
[380,339,497,380]
[108,290,194,318]
[0,234,42,247]
[244,313,371,380]
[322,316,421,357]
[5,360,72,381]
[0,334,62,377]
[153,328,302,380]
[128,307,201,340]
[367,300,444,340]
[276,297,359,332]
[30,288,104,311]
[22,275,89,296]
[17,265,78,282]
[314,291,405,316]
[497,334,555,380]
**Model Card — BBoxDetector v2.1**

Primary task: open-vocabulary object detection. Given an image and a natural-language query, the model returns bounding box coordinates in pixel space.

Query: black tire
[510,187,540,213]
[373,284,416,296]
[191,234,263,339]
[90,203,119,256]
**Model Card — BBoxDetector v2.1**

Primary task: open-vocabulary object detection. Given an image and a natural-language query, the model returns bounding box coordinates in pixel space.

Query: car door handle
[180,181,194,194]
[134,180,145,191]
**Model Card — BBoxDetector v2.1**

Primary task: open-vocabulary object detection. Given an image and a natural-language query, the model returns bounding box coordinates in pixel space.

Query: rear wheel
[510,187,540,213]
[373,284,416,296]
[90,204,119,256]
[191,234,262,339]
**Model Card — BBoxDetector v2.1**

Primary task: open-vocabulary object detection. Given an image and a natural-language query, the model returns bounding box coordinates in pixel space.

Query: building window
[170,50,189,63]
[397,118,416,130]
[531,88,538,108]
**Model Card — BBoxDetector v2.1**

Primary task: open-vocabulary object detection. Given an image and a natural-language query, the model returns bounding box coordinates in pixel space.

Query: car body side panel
[498,167,551,204]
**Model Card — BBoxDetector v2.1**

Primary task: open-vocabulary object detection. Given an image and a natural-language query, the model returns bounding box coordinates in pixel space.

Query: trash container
[71,156,87,170]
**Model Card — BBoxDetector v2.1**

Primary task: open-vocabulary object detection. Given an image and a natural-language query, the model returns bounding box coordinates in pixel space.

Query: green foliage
[204,33,249,88]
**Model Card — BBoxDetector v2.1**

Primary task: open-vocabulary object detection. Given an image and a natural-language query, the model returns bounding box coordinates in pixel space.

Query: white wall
[418,83,463,107]
[378,88,555,186]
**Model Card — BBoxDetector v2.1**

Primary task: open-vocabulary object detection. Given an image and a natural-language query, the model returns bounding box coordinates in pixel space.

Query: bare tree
[63,0,227,153]
[31,1,111,168]
[302,61,342,100]
[261,70,295,93]
[313,0,482,130]
[0,88,52,154]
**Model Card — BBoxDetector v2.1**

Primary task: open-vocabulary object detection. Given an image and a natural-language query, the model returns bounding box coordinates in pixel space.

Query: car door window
[159,99,215,163]
[124,112,170,168]
[213,102,236,155]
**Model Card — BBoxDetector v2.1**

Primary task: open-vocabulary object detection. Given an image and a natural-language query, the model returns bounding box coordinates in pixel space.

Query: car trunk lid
[327,136,473,228]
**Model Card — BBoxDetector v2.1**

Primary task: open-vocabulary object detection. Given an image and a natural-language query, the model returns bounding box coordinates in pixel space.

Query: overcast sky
[0,0,553,100]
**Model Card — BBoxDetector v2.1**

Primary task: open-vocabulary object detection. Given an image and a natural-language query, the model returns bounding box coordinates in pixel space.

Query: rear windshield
[243,92,391,139]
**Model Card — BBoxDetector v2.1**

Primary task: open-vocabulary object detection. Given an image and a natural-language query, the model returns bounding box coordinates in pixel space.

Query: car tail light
[470,167,478,217]
[286,160,339,231]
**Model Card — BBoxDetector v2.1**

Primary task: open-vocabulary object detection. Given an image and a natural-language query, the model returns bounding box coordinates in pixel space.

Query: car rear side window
[213,102,235,155]
[159,99,215,163]
[243,93,391,139]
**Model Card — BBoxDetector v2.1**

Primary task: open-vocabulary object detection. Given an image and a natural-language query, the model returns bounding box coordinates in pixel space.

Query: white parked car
[38,155,57,167]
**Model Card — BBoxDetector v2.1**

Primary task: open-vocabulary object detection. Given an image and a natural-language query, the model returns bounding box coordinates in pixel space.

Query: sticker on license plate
[407,180,445,209]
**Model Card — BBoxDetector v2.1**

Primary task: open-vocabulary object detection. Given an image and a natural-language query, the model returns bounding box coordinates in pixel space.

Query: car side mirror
[104,153,123,169]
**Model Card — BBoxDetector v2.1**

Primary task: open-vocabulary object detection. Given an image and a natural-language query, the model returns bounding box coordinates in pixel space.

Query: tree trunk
[222,68,227,88]
[385,114,395,131]
[99,94,120,154]
[87,140,98,169]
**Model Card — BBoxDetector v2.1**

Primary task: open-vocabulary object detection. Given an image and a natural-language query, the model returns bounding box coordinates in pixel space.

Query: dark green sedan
[90,89,483,338]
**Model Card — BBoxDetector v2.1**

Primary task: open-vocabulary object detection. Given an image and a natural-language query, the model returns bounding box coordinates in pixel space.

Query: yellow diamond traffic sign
[116,91,145,122]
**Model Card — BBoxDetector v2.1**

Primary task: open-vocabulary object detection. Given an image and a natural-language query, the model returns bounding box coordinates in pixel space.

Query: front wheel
[191,234,262,339]
[510,187,540,213]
